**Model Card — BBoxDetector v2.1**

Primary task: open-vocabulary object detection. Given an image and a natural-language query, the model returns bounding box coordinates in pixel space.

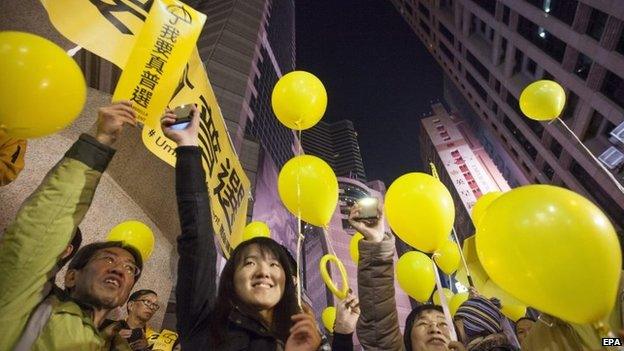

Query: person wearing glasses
[0,101,143,350]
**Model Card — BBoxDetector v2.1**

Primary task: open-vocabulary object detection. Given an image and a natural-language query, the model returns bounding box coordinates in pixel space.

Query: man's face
[515,319,535,344]
[233,244,286,311]
[66,247,137,309]
[410,310,451,351]
[129,293,158,323]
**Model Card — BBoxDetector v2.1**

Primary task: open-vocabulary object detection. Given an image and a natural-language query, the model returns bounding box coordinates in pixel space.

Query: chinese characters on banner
[41,0,250,257]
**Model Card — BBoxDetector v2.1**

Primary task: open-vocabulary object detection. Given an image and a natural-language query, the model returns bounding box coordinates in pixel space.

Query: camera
[355,197,379,220]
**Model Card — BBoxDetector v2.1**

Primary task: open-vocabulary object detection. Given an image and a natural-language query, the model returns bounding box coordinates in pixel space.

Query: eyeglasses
[135,299,160,311]
[91,253,141,277]
[415,321,450,330]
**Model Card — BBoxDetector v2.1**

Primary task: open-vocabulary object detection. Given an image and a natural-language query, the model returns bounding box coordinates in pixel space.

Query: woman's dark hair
[404,304,444,351]
[208,237,299,346]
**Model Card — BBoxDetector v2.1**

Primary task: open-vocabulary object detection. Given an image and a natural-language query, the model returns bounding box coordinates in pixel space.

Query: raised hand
[95,100,137,146]
[160,105,200,147]
[334,292,360,334]
[347,201,385,243]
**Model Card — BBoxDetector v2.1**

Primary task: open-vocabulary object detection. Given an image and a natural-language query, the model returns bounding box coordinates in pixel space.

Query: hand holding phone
[354,197,379,220]
[170,104,193,130]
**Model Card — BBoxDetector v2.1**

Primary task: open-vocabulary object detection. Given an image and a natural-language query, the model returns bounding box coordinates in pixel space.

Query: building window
[440,42,454,61]
[587,8,608,42]
[600,71,624,109]
[574,53,592,80]
[550,139,562,157]
[439,22,454,43]
[418,2,430,18]
[466,50,489,80]
[518,16,567,62]
[617,33,624,56]
[513,49,524,75]
[526,0,578,26]
[503,116,538,159]
[525,57,538,77]
[473,0,496,15]
[542,70,555,80]
[419,19,431,35]
[502,6,510,25]
[583,110,604,141]
[542,163,555,179]
[466,72,488,100]
[561,91,578,120]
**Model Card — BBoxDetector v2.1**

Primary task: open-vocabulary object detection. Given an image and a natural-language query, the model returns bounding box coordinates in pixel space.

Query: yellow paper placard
[41,0,249,257]
[112,0,205,127]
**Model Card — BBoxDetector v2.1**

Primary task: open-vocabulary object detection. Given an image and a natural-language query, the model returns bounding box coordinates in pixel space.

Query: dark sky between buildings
[296,0,445,186]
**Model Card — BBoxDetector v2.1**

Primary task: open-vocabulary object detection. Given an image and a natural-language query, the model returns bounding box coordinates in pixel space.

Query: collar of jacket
[229,307,274,337]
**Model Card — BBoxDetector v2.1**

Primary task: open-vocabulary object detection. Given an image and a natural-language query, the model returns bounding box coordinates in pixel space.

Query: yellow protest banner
[142,48,248,254]
[112,0,205,127]
[41,0,249,257]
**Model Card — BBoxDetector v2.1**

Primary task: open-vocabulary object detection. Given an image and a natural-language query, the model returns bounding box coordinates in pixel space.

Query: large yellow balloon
[477,185,622,324]
[271,71,327,130]
[501,304,527,322]
[242,221,270,241]
[321,306,336,333]
[278,155,338,227]
[396,251,436,302]
[519,80,565,121]
[385,173,455,253]
[471,192,503,227]
[0,32,86,138]
[107,220,155,262]
[433,240,461,275]
[449,292,469,315]
[349,232,363,264]
[432,288,454,306]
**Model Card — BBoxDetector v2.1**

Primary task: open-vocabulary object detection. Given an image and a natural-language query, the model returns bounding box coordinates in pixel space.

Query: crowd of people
[0,101,622,350]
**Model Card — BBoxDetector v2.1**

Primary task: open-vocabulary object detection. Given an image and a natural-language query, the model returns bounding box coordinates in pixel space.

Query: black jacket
[174,147,353,350]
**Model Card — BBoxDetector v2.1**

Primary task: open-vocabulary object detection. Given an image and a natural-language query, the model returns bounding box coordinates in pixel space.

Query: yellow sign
[146,327,178,351]
[112,0,205,127]
[41,0,249,257]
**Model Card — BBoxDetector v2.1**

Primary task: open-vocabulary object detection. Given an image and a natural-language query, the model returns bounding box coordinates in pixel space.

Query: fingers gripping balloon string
[557,118,624,194]
[429,162,473,287]
[432,257,458,342]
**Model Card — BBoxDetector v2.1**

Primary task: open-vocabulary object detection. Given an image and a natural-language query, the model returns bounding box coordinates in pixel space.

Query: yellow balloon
[321,306,336,333]
[349,232,363,264]
[396,251,436,302]
[385,173,455,252]
[519,80,566,121]
[242,221,270,241]
[319,254,349,299]
[501,304,527,322]
[0,32,86,139]
[432,288,454,306]
[477,185,622,324]
[471,192,503,228]
[271,71,327,130]
[449,292,469,316]
[278,155,338,227]
[455,236,489,290]
[107,220,155,262]
[433,240,461,275]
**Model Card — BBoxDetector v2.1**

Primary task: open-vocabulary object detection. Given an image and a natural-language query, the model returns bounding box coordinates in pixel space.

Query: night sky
[296,0,445,186]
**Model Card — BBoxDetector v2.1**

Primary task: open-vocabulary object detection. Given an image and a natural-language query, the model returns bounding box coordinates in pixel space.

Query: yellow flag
[112,0,206,127]
[41,0,249,257]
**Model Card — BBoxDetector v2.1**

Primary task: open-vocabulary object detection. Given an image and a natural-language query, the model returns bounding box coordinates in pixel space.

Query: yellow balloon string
[556,118,624,194]
[429,162,474,288]
[296,129,304,310]
[432,255,458,342]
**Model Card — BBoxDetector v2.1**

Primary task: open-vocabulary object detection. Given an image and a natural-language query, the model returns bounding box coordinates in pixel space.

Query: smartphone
[170,104,193,130]
[356,197,379,220]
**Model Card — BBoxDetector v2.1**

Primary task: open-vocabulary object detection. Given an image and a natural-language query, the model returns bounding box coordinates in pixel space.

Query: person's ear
[65,269,77,289]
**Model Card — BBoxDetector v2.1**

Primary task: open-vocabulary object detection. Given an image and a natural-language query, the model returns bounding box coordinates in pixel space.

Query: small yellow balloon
[385,173,455,253]
[0,32,86,139]
[519,80,566,121]
[271,71,327,130]
[349,232,364,264]
[432,288,454,306]
[242,221,270,241]
[321,306,336,333]
[433,240,461,275]
[471,192,503,228]
[396,251,436,302]
[320,254,349,299]
[449,292,469,315]
[501,304,527,322]
[278,155,338,227]
[107,220,155,262]
[477,185,622,324]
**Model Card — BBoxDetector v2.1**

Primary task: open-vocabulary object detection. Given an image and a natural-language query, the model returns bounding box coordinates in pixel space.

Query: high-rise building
[420,103,512,239]
[302,120,367,181]
[388,0,624,236]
